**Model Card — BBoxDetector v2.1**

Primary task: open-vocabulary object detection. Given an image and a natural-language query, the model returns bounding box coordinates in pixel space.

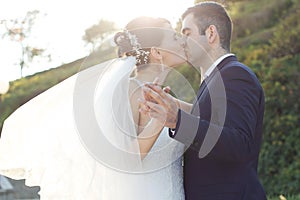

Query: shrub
[259,55,300,195]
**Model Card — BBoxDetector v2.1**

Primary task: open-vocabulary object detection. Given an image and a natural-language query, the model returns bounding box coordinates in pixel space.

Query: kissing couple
[0,2,266,200]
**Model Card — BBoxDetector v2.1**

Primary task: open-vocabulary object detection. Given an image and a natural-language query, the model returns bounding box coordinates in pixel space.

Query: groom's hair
[182,1,232,52]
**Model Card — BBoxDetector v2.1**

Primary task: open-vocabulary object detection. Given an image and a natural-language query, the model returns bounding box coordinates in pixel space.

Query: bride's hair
[114,16,171,66]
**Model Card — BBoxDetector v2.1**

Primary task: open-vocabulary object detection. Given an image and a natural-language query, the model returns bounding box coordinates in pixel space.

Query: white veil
[73,56,142,173]
[0,57,144,198]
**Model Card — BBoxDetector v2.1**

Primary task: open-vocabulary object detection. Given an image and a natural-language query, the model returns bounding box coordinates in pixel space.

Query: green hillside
[0,47,116,132]
[0,0,299,198]
[229,0,300,197]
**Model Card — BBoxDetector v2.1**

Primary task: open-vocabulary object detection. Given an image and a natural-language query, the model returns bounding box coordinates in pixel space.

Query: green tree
[0,10,50,77]
[194,0,249,4]
[269,8,300,58]
[258,4,300,195]
[82,19,118,52]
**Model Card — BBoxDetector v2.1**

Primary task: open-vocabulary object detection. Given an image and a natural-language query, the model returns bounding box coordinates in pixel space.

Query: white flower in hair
[124,29,141,50]
[123,29,150,65]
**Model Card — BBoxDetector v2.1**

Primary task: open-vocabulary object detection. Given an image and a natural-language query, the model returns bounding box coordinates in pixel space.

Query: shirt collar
[204,53,235,79]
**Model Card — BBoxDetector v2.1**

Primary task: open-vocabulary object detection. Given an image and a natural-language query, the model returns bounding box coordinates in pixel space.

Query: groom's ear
[205,25,218,46]
[150,47,163,60]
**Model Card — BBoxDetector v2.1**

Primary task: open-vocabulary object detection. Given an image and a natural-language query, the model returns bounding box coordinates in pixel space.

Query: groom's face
[181,13,209,68]
[158,24,187,67]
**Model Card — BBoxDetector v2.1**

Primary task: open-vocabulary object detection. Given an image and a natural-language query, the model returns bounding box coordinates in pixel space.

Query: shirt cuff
[169,109,181,138]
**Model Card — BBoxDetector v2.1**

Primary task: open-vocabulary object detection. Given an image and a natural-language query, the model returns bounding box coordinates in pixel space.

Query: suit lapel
[190,55,238,113]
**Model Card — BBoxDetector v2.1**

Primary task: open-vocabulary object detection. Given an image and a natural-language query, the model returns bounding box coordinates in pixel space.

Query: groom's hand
[139,82,179,129]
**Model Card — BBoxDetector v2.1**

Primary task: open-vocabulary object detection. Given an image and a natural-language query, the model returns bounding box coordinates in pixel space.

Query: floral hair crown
[115,29,150,65]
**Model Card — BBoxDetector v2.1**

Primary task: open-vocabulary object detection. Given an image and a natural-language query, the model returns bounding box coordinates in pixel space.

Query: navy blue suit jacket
[170,56,266,200]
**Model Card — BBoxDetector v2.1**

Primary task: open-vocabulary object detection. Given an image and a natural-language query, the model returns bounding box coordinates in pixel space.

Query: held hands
[139,78,179,129]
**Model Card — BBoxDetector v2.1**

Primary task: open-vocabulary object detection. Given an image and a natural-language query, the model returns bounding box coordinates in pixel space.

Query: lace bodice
[142,127,185,200]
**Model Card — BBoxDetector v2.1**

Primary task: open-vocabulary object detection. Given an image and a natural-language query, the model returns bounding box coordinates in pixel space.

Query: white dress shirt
[204,53,235,79]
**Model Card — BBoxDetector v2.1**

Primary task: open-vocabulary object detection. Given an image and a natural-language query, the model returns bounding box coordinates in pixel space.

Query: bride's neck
[134,64,171,85]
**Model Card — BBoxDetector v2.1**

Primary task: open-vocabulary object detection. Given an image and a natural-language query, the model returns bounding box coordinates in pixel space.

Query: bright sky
[0,0,195,81]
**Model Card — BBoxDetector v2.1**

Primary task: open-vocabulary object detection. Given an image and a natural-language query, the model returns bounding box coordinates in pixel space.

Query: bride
[0,16,189,199]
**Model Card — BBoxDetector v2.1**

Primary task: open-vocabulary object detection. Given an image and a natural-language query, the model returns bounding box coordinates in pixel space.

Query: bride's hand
[139,84,179,129]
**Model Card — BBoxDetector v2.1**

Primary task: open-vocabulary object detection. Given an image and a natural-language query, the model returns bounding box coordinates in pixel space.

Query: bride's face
[158,24,187,67]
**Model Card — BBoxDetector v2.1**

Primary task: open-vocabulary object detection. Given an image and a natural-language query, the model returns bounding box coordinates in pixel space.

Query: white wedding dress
[0,57,185,200]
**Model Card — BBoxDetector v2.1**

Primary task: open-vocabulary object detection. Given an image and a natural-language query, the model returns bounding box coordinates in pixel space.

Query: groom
[140,2,267,200]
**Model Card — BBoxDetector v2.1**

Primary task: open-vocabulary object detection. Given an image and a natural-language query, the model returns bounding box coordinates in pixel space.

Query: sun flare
[0,0,194,80]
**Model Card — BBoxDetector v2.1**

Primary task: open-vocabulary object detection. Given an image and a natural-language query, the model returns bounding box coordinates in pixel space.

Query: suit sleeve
[170,66,265,163]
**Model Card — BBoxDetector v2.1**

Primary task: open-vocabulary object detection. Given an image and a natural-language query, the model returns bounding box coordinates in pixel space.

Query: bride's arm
[137,119,163,159]
[132,96,163,159]
[131,88,191,159]
[175,98,193,113]
[129,81,163,159]
[163,86,193,113]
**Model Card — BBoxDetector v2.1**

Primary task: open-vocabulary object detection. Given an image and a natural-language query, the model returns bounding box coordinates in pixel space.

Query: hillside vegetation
[230,0,300,196]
